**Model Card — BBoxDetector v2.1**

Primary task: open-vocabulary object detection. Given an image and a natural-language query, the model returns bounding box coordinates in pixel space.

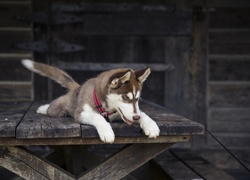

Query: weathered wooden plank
[10,98,204,141]
[51,36,168,63]
[54,62,172,71]
[10,99,203,140]
[189,0,208,149]
[0,136,191,146]
[0,147,48,180]
[11,100,204,140]
[153,151,201,179]
[81,118,204,138]
[209,58,250,81]
[0,0,31,4]
[0,83,32,101]
[209,31,250,55]
[209,121,250,134]
[210,31,250,43]
[208,0,250,7]
[81,101,205,138]
[209,83,250,108]
[163,36,193,118]
[208,108,250,133]
[84,36,133,63]
[0,146,74,180]
[50,36,129,63]
[208,133,250,149]
[209,8,250,28]
[0,2,31,28]
[209,108,250,122]
[50,3,176,13]
[142,71,165,105]
[199,149,250,170]
[0,53,32,58]
[1,98,204,143]
[0,102,31,137]
[209,46,250,58]
[16,102,81,139]
[83,12,192,35]
[0,57,31,81]
[132,36,168,63]
[0,30,32,53]
[171,150,235,180]
[209,54,250,60]
[78,143,173,180]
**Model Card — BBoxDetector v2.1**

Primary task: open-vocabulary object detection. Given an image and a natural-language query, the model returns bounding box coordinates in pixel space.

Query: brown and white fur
[21,59,160,143]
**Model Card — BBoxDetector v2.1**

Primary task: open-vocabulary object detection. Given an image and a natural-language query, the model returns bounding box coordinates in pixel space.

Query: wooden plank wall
[30,0,193,111]
[0,0,33,101]
[207,1,250,153]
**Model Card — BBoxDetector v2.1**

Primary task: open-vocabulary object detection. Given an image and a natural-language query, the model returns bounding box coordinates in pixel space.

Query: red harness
[93,88,116,122]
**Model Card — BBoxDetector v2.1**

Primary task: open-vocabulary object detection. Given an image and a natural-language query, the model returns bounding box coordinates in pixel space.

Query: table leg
[0,146,74,180]
[78,143,174,180]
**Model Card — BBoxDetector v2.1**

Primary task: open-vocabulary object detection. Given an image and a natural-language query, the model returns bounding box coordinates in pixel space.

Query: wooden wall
[207,0,250,155]
[29,0,194,115]
[0,0,33,101]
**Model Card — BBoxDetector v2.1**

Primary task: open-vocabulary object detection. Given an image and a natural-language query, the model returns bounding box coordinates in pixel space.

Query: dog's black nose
[133,115,140,120]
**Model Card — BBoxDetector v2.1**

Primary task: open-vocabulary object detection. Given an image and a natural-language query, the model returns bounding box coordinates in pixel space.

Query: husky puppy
[21,59,160,143]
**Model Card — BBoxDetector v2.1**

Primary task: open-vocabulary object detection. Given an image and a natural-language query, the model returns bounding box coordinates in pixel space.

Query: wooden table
[0,101,204,180]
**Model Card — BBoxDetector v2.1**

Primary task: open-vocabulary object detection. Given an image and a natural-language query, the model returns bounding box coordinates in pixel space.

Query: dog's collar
[93,87,116,122]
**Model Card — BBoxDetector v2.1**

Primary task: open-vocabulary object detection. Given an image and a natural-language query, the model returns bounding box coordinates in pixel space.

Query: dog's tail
[21,59,80,91]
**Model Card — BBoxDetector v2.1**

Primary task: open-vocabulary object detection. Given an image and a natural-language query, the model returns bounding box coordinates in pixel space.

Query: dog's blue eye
[122,95,129,101]
[122,95,131,102]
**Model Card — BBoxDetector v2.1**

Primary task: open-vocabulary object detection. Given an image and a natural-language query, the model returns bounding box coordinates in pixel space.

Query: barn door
[16,0,195,119]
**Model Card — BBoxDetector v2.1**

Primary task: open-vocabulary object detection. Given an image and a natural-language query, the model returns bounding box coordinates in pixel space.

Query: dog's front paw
[139,112,160,138]
[141,120,160,139]
[97,124,115,143]
[100,130,115,143]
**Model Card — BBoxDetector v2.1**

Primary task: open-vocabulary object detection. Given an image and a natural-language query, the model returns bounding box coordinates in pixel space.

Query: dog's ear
[110,71,131,88]
[135,67,151,83]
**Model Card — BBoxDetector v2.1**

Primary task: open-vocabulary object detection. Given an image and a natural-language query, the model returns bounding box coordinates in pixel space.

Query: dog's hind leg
[43,95,70,117]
